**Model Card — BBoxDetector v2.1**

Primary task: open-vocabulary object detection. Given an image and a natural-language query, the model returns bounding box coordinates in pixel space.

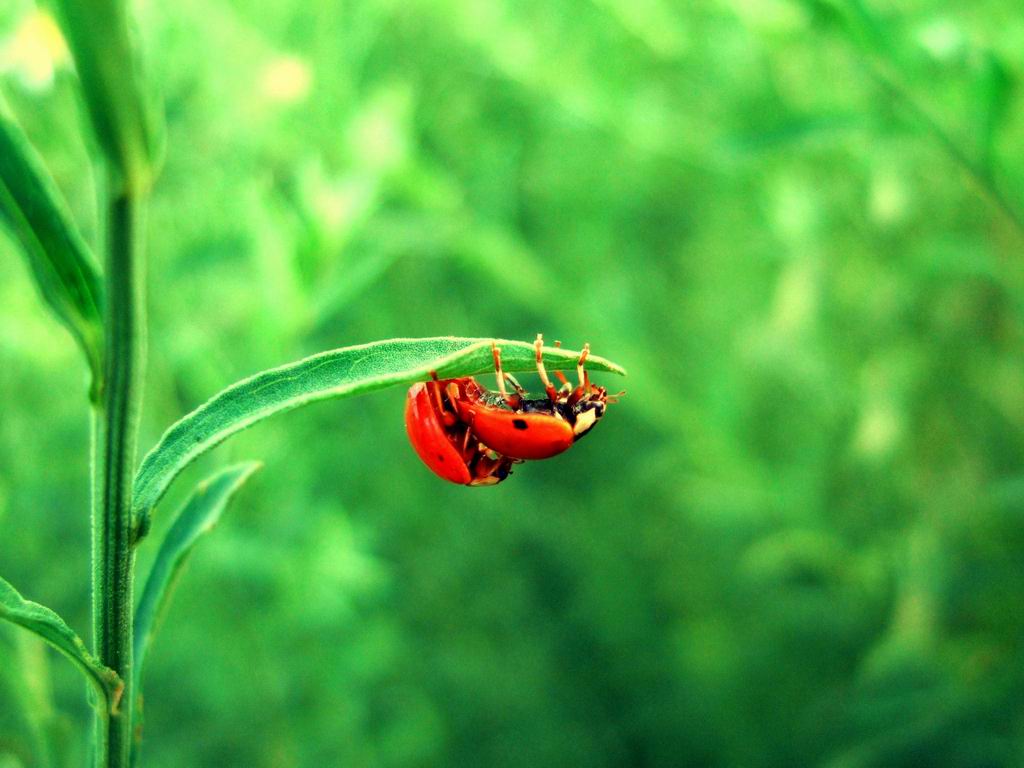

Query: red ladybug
[405,377,517,486]
[404,334,615,485]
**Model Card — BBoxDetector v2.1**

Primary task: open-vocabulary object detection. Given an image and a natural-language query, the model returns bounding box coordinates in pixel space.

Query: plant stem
[91,177,146,768]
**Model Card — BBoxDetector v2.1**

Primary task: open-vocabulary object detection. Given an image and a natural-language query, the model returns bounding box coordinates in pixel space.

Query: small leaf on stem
[0,576,122,714]
[133,461,261,688]
[0,100,104,396]
[130,462,260,766]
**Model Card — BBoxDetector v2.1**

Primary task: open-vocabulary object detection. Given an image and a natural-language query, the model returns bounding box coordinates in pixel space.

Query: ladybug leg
[504,373,527,397]
[560,343,592,407]
[444,382,462,406]
[577,343,591,394]
[491,342,515,405]
[534,333,559,401]
[492,343,524,405]
[428,379,459,427]
[470,451,510,485]
[429,372,455,422]
[428,379,443,411]
[552,340,571,388]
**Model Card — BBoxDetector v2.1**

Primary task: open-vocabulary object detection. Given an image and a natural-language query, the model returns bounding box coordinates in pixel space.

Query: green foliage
[2,0,1024,766]
[0,578,121,715]
[133,338,622,533]
[0,100,103,395]
[52,0,162,192]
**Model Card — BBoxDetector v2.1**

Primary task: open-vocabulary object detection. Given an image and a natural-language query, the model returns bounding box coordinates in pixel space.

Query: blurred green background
[2,0,1024,765]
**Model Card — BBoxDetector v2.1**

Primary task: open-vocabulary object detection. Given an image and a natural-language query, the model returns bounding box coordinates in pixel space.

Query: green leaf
[0,101,104,396]
[0,576,122,714]
[134,337,625,529]
[130,462,259,768]
[133,462,261,692]
[52,0,163,193]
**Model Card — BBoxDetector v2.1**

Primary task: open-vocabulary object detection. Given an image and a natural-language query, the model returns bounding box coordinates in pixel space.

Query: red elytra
[404,378,516,486]
[456,400,575,461]
[404,334,615,484]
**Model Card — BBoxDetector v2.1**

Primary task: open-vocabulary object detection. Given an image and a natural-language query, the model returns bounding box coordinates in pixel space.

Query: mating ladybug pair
[405,335,617,486]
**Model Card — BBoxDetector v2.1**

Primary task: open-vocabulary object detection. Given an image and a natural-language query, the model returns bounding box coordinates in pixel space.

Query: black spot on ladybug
[437,454,445,462]
[513,419,528,430]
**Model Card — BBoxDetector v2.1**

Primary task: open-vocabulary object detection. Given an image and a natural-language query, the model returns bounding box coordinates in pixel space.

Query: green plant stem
[91,178,146,767]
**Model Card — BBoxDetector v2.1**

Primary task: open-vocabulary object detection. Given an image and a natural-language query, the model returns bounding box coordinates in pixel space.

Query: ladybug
[405,377,518,486]
[404,334,615,485]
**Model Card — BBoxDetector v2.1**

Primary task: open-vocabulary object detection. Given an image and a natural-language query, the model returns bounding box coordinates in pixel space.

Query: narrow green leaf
[134,337,625,528]
[0,577,122,714]
[0,101,104,395]
[133,462,261,691]
[52,0,163,193]
[130,462,259,768]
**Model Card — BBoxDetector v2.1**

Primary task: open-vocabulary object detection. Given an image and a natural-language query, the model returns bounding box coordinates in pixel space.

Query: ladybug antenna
[577,343,591,394]
[534,333,559,401]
